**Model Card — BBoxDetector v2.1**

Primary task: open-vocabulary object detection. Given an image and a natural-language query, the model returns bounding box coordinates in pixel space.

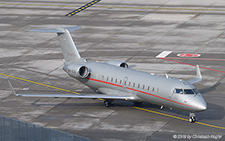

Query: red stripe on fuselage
[87,77,197,108]
[126,87,196,108]
[88,78,123,88]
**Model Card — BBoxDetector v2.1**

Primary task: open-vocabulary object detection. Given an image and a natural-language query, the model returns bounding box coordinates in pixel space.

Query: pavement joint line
[1,2,225,12]
[133,106,225,130]
[0,2,77,7]
[65,0,101,17]
[2,72,225,130]
[96,6,225,12]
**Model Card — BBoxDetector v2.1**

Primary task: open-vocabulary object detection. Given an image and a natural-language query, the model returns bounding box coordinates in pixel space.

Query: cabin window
[128,82,131,86]
[147,86,150,91]
[152,87,155,92]
[106,77,109,81]
[133,82,135,87]
[143,85,145,89]
[138,84,140,88]
[157,88,159,93]
[124,80,126,85]
[111,78,113,82]
[102,75,104,80]
[115,79,117,83]
[120,80,122,84]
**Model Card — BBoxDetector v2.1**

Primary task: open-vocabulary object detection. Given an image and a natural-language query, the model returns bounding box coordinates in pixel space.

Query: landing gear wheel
[133,101,142,107]
[104,100,114,107]
[189,117,196,123]
[189,113,196,123]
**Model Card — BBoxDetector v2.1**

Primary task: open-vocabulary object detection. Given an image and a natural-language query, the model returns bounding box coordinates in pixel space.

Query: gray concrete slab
[0,0,225,140]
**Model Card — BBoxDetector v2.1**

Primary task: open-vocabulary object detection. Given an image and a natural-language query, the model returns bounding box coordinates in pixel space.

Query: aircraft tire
[104,100,114,107]
[133,101,142,107]
[189,117,196,123]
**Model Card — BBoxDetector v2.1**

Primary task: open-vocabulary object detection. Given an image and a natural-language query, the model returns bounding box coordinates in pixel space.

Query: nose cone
[197,100,207,111]
[195,94,207,111]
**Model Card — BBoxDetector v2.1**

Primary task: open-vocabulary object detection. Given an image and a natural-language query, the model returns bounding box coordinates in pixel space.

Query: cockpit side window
[193,89,200,94]
[184,89,194,94]
[174,89,183,94]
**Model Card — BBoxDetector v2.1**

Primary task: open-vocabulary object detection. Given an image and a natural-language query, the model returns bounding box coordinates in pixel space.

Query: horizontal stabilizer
[187,65,202,84]
[28,26,83,62]
[8,81,134,100]
[28,26,82,33]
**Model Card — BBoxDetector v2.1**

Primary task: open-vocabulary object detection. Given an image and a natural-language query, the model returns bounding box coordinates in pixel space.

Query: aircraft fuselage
[64,62,207,113]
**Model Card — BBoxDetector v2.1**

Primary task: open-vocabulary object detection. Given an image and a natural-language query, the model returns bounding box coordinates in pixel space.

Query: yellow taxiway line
[0,72,79,94]
[133,106,225,130]
[1,72,225,130]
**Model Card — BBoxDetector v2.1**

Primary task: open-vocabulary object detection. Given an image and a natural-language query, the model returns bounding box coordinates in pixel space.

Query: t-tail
[28,26,85,63]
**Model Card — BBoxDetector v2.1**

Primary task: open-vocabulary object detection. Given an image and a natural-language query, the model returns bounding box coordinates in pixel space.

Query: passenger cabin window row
[174,88,199,95]
[100,75,159,93]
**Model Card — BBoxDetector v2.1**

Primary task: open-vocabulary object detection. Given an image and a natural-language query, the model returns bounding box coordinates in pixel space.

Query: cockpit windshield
[175,89,183,94]
[184,89,194,94]
[174,88,199,95]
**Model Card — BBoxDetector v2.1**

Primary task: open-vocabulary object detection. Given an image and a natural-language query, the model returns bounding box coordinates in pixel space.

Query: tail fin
[28,26,85,62]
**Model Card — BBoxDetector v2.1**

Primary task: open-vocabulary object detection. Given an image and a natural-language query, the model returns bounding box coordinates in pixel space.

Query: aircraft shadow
[31,98,224,122]
[199,82,221,94]
[115,100,225,121]
[196,102,225,121]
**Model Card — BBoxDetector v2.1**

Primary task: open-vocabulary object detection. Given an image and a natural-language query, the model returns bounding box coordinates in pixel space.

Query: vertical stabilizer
[28,26,85,62]
[57,29,81,62]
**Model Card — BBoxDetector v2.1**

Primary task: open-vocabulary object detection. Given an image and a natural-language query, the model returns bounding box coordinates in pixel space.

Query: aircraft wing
[187,65,202,84]
[8,81,134,100]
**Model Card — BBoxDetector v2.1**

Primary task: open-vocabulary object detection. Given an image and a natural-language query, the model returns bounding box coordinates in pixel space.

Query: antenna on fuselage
[165,73,169,79]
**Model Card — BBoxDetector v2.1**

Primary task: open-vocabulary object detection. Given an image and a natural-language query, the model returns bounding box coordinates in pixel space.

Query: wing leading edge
[8,81,134,100]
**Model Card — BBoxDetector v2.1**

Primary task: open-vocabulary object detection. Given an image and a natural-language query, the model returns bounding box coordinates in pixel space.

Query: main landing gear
[133,101,142,107]
[104,99,114,107]
[189,112,196,123]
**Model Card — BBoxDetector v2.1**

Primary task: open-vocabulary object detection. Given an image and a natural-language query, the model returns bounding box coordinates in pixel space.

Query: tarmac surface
[0,0,225,140]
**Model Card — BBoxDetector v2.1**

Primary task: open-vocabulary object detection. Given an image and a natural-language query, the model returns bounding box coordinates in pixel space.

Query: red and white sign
[177,53,201,58]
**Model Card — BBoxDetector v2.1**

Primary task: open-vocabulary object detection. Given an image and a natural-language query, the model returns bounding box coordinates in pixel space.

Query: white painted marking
[156,51,172,58]
[22,88,29,90]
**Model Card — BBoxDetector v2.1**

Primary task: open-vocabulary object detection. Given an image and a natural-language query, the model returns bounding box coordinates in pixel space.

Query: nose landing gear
[189,112,196,123]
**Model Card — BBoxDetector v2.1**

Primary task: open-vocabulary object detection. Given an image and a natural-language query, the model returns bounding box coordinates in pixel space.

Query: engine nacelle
[107,60,128,68]
[63,64,91,78]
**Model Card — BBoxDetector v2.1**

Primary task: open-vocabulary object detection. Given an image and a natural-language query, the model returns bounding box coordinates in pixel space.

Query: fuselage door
[123,77,128,88]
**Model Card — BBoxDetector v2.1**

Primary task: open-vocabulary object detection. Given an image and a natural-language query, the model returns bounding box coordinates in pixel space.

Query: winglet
[196,65,202,80]
[8,80,18,96]
[187,65,202,84]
